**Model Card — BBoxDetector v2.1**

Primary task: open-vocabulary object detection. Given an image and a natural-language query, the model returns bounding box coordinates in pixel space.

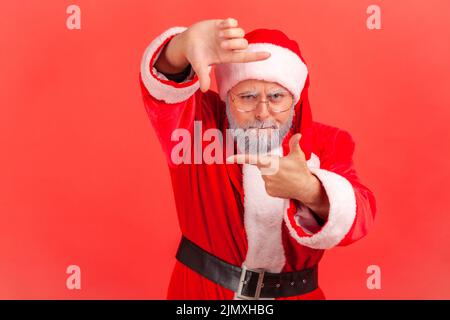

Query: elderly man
[139,18,376,300]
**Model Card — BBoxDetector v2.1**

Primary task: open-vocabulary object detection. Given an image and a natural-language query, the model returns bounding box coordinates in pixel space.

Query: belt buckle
[236,264,266,300]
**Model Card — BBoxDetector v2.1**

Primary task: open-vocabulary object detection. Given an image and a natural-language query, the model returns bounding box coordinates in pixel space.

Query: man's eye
[241,95,256,100]
[270,93,284,99]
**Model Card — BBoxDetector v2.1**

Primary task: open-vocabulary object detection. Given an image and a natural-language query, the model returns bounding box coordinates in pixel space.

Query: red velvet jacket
[139,26,377,300]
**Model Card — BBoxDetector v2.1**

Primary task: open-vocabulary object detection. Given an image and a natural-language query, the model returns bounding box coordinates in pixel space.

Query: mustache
[242,120,279,130]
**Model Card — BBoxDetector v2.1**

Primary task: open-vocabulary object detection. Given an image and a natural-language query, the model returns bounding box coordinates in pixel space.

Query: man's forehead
[232,79,286,92]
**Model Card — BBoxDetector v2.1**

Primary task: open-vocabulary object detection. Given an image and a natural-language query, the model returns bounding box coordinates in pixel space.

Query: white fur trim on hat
[215,43,308,105]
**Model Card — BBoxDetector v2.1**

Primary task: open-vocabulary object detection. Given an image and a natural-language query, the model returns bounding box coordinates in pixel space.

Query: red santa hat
[215,28,308,106]
[215,28,314,161]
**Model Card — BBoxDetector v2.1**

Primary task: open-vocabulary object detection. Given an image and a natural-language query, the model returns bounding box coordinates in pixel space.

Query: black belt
[175,235,318,299]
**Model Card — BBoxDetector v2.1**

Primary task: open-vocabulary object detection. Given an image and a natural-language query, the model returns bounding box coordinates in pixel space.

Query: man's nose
[254,101,270,121]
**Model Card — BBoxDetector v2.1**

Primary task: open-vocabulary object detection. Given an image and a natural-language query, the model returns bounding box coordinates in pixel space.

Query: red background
[1,0,449,299]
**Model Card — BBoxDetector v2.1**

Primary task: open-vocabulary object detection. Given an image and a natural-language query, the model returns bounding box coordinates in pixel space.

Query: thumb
[195,63,211,92]
[288,133,303,157]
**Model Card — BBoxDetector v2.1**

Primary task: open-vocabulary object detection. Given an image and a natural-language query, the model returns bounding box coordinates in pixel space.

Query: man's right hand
[155,18,272,93]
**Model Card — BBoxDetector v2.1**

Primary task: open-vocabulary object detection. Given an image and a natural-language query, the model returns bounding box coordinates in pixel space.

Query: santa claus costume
[139,26,376,300]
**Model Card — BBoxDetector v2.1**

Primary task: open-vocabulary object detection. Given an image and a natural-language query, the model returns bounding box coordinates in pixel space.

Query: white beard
[225,98,294,155]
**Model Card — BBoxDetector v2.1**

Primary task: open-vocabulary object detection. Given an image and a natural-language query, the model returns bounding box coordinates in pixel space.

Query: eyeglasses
[229,90,293,113]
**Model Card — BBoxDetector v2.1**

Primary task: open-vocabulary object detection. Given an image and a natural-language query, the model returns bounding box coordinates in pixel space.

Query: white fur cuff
[284,168,357,249]
[140,26,200,104]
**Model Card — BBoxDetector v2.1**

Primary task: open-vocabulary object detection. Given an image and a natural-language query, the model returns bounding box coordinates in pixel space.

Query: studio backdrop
[0,0,449,299]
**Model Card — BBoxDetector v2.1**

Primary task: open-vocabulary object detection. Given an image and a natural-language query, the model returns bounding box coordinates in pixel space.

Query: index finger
[228,50,271,63]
